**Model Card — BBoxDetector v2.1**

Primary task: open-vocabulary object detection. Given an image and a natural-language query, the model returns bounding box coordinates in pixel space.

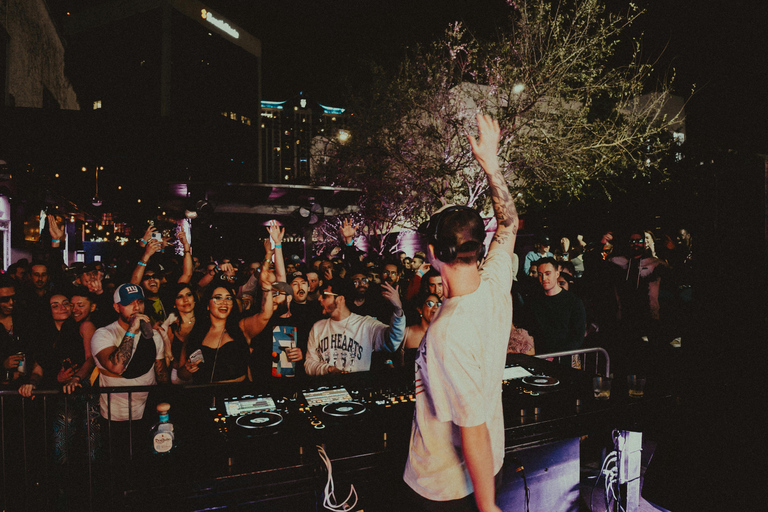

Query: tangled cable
[317,445,358,511]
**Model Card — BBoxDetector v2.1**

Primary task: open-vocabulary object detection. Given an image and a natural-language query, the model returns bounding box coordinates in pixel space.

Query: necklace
[209,328,227,384]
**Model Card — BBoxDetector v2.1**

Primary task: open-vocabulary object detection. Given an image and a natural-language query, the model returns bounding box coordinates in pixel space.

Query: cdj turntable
[299,386,369,430]
[213,394,293,438]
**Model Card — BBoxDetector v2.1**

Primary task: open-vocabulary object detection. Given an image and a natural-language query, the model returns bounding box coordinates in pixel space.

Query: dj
[403,114,517,512]
[304,278,404,375]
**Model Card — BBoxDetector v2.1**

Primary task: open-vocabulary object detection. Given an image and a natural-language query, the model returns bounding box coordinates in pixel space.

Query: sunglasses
[425,300,442,308]
[0,295,16,303]
[142,274,159,280]
[211,295,234,304]
[352,278,369,286]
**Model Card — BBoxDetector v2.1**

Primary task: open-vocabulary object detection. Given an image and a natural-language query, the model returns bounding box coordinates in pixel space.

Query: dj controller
[201,354,590,453]
[126,355,595,511]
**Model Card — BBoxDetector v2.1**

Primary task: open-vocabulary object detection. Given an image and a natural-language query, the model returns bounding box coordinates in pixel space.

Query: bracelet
[137,261,147,267]
[139,239,147,245]
[274,244,282,248]
[52,239,61,243]
[125,331,136,338]
[346,241,354,246]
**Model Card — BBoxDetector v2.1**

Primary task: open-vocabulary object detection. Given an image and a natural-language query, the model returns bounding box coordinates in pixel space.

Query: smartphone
[151,232,163,241]
[189,349,204,364]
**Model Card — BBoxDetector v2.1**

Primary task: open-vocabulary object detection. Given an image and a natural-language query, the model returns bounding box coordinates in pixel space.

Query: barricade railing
[535,347,611,377]
[0,383,217,512]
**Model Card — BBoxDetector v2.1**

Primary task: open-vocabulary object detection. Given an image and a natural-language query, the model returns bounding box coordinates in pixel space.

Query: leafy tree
[314,0,684,253]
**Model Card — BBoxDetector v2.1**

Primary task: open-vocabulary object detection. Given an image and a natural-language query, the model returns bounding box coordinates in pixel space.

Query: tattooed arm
[94,314,149,375]
[468,114,519,259]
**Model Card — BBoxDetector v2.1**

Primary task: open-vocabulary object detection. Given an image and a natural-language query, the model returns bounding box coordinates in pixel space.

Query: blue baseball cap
[113,283,145,306]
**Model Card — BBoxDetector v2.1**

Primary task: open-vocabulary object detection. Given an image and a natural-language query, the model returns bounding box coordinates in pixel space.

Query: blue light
[319,103,345,115]
[261,101,287,109]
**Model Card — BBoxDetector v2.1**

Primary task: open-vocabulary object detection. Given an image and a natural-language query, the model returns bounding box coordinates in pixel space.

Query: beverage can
[17,353,26,375]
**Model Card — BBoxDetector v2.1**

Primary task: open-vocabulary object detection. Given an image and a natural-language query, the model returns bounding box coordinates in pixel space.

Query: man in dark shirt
[523,257,586,359]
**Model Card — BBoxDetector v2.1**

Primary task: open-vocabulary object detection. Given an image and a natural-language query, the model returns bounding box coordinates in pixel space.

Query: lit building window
[93,100,102,110]
[230,112,237,120]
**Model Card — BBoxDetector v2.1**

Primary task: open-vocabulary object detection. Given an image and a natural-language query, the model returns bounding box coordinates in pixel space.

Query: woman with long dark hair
[163,282,196,383]
[177,267,273,383]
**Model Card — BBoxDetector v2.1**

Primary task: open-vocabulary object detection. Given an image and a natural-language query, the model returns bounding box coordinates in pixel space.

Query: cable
[317,445,358,511]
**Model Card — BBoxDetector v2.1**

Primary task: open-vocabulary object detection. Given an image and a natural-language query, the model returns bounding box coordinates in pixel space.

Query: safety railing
[535,347,611,377]
[0,383,196,512]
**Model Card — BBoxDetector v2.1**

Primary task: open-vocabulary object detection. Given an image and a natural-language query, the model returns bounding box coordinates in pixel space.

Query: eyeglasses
[0,295,16,303]
[211,295,234,304]
[143,274,159,280]
[382,271,396,277]
[425,300,442,308]
[352,278,369,286]
[272,290,287,298]
[629,239,644,245]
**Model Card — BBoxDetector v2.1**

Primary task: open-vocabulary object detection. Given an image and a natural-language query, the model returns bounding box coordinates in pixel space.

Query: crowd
[0,208,694,433]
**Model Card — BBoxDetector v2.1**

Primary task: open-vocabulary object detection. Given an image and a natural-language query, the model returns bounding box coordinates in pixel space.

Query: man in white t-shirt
[404,115,518,512]
[90,283,169,423]
[305,278,405,375]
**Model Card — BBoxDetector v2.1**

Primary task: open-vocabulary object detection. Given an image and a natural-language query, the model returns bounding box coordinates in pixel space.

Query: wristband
[125,331,136,338]
[137,261,147,267]
[274,244,282,248]
[346,241,354,246]
[140,239,147,245]
[52,239,61,243]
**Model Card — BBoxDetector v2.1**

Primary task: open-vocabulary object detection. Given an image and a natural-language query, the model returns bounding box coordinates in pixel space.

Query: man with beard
[608,230,664,375]
[90,283,169,452]
[305,270,322,302]
[305,278,404,375]
[248,279,306,379]
[346,267,388,320]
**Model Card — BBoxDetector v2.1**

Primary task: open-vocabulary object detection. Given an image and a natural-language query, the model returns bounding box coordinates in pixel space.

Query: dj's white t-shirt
[404,248,513,501]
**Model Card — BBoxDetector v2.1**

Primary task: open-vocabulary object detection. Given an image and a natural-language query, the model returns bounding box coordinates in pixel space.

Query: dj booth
[97,353,674,512]
[0,353,668,512]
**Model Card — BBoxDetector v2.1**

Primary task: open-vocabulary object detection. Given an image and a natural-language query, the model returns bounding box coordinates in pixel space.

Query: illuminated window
[242,116,250,125]
[230,112,237,120]
[93,100,102,110]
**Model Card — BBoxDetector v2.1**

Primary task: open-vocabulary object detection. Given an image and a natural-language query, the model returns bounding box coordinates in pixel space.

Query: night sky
[199,0,767,154]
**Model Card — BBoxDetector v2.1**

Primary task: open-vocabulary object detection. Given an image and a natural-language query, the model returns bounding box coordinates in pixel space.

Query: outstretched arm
[468,114,518,259]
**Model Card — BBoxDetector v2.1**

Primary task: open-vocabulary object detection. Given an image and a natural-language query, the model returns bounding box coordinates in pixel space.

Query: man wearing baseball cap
[90,283,169,448]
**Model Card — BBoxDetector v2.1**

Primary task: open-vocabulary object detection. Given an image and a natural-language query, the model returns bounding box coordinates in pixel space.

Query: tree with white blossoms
[314,0,685,253]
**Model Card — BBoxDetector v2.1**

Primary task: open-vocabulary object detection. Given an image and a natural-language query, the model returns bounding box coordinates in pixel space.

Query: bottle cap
[157,403,171,413]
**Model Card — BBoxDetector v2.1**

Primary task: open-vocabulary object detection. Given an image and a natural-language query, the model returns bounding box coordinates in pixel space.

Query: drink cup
[593,376,611,400]
[627,375,646,398]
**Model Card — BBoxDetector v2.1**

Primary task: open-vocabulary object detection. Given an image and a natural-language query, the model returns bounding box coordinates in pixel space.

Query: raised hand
[467,114,501,172]
[340,218,357,242]
[267,220,285,245]
[380,282,403,311]
[48,216,65,244]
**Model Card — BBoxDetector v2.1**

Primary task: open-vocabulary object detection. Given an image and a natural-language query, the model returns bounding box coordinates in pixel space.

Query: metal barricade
[535,347,611,377]
[0,384,188,512]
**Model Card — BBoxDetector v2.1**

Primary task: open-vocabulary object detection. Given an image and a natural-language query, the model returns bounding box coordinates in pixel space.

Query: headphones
[427,205,486,263]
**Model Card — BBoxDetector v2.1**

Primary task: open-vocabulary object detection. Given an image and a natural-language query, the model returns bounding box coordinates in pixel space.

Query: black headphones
[427,205,486,263]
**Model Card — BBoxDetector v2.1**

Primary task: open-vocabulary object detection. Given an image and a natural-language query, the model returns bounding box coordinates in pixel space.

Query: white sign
[201,9,239,39]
